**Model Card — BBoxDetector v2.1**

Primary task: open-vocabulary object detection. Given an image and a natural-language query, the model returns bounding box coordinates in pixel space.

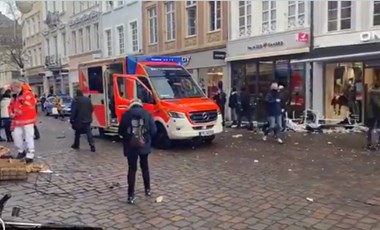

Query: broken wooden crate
[0,159,28,181]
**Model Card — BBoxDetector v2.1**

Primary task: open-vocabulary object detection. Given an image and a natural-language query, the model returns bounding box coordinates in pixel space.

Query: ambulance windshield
[145,65,205,99]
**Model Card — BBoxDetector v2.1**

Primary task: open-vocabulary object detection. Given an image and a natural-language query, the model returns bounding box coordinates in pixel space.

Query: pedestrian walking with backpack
[118,98,157,204]
[228,87,239,126]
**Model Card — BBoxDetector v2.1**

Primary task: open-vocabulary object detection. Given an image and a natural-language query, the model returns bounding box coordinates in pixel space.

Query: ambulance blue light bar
[126,56,186,74]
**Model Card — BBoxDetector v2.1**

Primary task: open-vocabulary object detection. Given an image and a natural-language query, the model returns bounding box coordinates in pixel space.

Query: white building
[226,1,311,121]
[21,1,44,95]
[67,1,102,97]
[101,0,143,58]
[41,0,71,95]
[297,1,380,124]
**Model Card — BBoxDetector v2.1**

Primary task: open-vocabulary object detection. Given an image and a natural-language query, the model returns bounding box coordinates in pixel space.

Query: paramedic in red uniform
[9,80,37,163]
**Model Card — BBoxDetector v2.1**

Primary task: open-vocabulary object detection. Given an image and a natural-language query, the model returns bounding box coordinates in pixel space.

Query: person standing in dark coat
[237,86,253,130]
[118,98,157,204]
[70,89,95,152]
[367,83,380,150]
[212,81,226,126]
[228,87,239,126]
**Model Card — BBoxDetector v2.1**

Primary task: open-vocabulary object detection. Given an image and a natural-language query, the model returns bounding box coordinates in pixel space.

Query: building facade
[101,0,143,59]
[22,1,44,95]
[300,1,380,124]
[41,0,72,95]
[0,11,20,87]
[142,1,229,98]
[226,0,311,121]
[68,1,102,97]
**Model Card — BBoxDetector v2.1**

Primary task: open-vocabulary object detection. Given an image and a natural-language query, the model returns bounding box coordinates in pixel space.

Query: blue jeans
[264,115,282,137]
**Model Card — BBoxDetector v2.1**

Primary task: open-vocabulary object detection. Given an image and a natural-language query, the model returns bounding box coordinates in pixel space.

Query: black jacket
[118,105,157,156]
[70,95,93,126]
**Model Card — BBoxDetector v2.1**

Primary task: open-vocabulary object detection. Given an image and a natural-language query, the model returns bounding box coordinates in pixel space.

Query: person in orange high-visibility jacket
[9,80,37,163]
[21,83,40,139]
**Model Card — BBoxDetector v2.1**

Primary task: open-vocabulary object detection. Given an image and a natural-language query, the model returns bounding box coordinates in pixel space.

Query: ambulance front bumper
[166,114,223,140]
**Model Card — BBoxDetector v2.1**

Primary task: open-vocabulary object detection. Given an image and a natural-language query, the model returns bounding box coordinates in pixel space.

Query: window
[262,1,276,33]
[209,1,221,31]
[148,7,158,44]
[62,1,65,12]
[62,32,67,56]
[52,1,56,12]
[106,1,113,11]
[94,23,100,49]
[79,1,84,11]
[53,35,58,56]
[28,50,33,67]
[105,29,112,56]
[116,25,125,55]
[27,20,30,37]
[33,49,37,67]
[86,26,91,51]
[72,31,77,54]
[130,21,139,52]
[288,1,305,29]
[38,47,42,65]
[46,38,50,56]
[37,16,40,32]
[374,1,380,26]
[117,1,124,7]
[327,1,351,31]
[88,67,104,93]
[73,1,76,14]
[185,1,197,36]
[79,29,83,53]
[31,17,35,35]
[238,1,252,37]
[165,1,175,41]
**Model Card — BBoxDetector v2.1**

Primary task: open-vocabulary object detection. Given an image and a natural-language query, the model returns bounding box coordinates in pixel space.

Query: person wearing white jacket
[0,90,13,142]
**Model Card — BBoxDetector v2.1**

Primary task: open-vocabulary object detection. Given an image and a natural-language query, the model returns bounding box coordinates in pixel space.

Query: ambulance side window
[136,80,154,104]
[138,77,152,91]
[88,67,103,93]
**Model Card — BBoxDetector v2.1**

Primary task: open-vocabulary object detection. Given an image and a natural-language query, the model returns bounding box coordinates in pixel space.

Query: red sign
[296,32,309,42]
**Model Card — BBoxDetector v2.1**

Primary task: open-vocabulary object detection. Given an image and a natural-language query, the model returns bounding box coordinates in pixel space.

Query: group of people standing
[213,81,286,144]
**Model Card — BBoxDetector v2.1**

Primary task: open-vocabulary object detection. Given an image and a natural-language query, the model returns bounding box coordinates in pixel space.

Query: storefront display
[231,59,306,121]
[324,63,363,122]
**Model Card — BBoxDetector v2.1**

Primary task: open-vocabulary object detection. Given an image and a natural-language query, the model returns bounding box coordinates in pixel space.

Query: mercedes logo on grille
[202,112,209,120]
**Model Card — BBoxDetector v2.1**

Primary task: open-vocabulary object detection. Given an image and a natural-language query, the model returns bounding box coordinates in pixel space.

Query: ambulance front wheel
[154,123,171,149]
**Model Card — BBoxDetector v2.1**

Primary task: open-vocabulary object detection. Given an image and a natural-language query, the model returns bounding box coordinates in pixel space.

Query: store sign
[359,31,380,42]
[247,41,284,50]
[296,32,309,42]
[213,51,226,60]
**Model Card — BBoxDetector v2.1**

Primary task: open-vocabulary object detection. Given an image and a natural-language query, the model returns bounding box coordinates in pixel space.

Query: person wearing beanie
[263,82,284,144]
[118,98,157,204]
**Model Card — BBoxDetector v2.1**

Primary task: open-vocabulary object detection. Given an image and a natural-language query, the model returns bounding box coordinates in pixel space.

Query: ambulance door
[112,74,155,123]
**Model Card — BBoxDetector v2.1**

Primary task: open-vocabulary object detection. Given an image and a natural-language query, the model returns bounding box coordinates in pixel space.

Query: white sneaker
[277,138,283,144]
[263,136,267,141]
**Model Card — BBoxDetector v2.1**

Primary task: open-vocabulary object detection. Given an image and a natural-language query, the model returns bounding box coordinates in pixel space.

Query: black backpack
[127,115,147,148]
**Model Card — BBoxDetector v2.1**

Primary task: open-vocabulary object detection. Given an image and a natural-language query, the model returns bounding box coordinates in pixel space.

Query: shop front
[181,49,228,99]
[226,29,310,121]
[25,67,45,97]
[296,29,380,124]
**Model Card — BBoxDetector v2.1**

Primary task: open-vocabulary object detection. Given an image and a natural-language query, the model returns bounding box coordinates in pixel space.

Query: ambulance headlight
[168,111,185,118]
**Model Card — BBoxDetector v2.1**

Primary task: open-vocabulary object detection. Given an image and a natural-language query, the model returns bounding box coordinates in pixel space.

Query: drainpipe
[309,1,314,109]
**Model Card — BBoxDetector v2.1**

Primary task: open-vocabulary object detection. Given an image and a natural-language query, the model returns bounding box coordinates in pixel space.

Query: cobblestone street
[1,116,380,229]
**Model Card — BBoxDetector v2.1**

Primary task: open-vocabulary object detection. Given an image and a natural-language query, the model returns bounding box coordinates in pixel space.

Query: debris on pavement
[232,134,243,138]
[288,169,292,172]
[327,142,332,145]
[156,196,163,203]
[306,197,314,202]
[254,160,259,163]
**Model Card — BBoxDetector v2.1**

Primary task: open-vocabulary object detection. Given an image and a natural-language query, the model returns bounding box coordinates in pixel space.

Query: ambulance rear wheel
[154,123,171,149]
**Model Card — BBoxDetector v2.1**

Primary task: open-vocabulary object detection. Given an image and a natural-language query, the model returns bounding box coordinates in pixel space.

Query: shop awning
[291,42,380,63]
[291,51,380,63]
[226,47,309,62]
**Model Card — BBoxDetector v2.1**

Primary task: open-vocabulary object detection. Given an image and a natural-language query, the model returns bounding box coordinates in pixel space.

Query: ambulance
[78,56,223,149]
